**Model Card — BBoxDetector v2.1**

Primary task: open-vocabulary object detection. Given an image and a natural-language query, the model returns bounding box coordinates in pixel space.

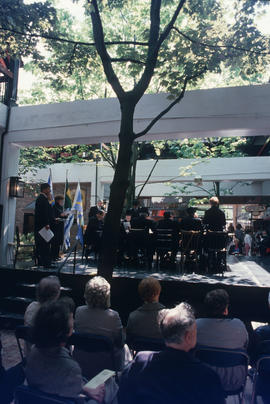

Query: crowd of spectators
[228,222,270,257]
[0,275,269,403]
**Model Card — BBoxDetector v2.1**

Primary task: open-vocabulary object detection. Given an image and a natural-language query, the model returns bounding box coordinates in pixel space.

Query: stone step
[0,296,33,314]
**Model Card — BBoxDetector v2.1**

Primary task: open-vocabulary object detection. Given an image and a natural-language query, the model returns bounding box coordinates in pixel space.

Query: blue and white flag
[73,183,84,246]
[63,213,74,250]
[48,168,55,206]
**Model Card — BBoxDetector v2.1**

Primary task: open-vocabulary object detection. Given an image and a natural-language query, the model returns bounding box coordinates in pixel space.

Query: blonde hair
[209,196,219,206]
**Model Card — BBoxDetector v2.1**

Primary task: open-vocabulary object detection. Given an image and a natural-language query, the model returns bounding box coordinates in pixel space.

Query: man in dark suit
[88,200,105,219]
[34,183,54,268]
[118,303,225,404]
[203,197,226,231]
[156,211,180,262]
[84,209,105,254]
[180,207,203,231]
[51,195,68,261]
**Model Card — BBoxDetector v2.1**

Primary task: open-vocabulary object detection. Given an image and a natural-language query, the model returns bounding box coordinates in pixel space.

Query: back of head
[139,207,149,217]
[138,277,161,303]
[40,183,50,193]
[36,276,61,304]
[55,195,64,204]
[236,223,242,230]
[209,196,219,207]
[33,300,72,348]
[160,302,195,345]
[204,289,229,317]
[186,207,196,217]
[163,211,171,220]
[84,276,111,309]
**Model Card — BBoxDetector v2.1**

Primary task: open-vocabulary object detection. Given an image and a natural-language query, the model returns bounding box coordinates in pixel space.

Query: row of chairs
[14,326,269,404]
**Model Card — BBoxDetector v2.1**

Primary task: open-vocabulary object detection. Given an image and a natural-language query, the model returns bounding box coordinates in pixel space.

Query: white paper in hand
[84,369,116,389]
[39,227,54,243]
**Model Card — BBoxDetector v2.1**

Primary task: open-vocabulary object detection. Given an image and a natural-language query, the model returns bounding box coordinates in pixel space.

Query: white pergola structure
[1,84,270,265]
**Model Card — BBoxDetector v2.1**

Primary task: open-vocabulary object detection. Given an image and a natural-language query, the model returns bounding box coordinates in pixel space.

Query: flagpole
[64,169,68,202]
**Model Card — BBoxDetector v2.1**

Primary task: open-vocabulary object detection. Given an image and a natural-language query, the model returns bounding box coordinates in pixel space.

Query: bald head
[36,276,61,304]
[160,303,196,349]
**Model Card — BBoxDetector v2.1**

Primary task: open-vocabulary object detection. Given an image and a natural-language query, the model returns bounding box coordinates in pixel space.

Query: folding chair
[196,346,249,403]
[203,231,228,275]
[155,229,177,269]
[251,340,270,404]
[180,230,201,273]
[127,335,166,358]
[15,325,34,362]
[68,332,118,381]
[14,385,75,404]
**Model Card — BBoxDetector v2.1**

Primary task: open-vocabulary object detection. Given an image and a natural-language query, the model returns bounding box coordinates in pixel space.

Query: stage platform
[53,254,270,288]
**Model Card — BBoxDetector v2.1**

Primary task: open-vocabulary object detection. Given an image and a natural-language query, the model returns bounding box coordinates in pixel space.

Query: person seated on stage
[118,303,225,404]
[26,300,107,403]
[117,210,132,265]
[74,276,130,379]
[203,196,226,231]
[129,199,141,219]
[51,195,68,261]
[156,211,180,262]
[130,208,156,266]
[180,207,203,232]
[24,276,61,327]
[126,277,165,340]
[196,289,248,392]
[88,199,105,219]
[84,209,105,254]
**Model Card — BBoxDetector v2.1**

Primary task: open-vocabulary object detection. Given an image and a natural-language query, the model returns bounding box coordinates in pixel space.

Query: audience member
[156,211,180,262]
[196,289,248,391]
[74,276,130,378]
[26,300,107,403]
[235,223,244,253]
[203,196,226,231]
[118,303,225,404]
[244,229,252,256]
[126,277,165,340]
[24,276,61,326]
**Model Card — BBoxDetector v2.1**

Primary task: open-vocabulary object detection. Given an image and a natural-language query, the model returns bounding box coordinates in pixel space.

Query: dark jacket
[84,216,103,245]
[34,194,53,232]
[180,216,203,232]
[130,216,156,232]
[203,206,226,231]
[118,348,225,404]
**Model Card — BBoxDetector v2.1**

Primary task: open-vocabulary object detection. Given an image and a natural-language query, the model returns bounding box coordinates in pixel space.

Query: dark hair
[58,296,75,315]
[163,211,171,219]
[33,301,71,348]
[55,195,64,202]
[186,207,196,216]
[36,276,61,304]
[236,223,242,230]
[138,277,161,302]
[40,183,50,192]
[125,209,132,216]
[204,289,229,317]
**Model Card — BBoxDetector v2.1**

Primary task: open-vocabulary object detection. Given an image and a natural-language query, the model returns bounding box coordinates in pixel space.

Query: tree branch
[133,0,187,102]
[173,26,270,56]
[68,43,78,74]
[134,68,206,139]
[137,159,159,198]
[88,0,125,99]
[111,57,145,65]
[0,26,148,47]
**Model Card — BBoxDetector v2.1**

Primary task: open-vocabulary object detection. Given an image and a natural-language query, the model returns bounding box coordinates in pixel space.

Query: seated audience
[118,303,225,404]
[26,300,107,403]
[196,289,248,391]
[74,276,130,378]
[24,276,61,326]
[244,229,252,257]
[0,337,25,404]
[126,277,165,340]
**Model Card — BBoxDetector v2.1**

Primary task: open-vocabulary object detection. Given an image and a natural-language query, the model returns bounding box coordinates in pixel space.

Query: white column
[0,140,20,266]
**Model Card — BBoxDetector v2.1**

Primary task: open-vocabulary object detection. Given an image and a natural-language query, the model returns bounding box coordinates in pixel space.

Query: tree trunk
[97,102,135,280]
[124,142,139,210]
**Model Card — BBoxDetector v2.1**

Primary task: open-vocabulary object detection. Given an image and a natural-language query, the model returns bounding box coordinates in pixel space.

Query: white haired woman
[74,276,131,379]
